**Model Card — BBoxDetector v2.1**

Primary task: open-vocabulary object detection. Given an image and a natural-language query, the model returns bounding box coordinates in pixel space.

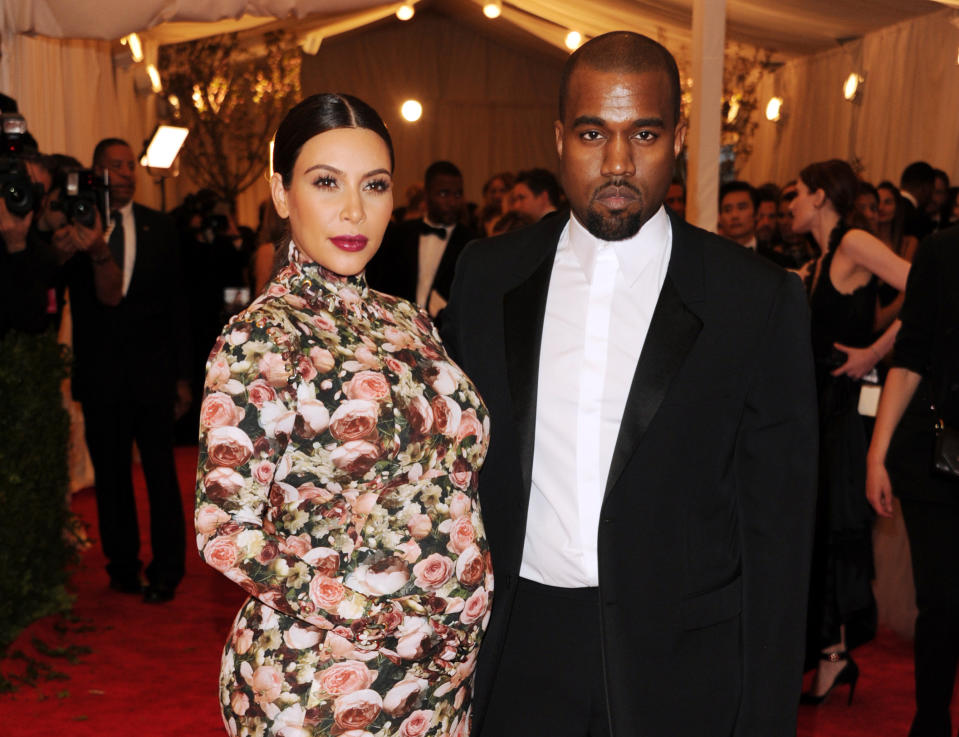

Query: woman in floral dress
[195,93,492,737]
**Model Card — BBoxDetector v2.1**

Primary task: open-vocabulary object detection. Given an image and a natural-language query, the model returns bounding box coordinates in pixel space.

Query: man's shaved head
[558,31,682,126]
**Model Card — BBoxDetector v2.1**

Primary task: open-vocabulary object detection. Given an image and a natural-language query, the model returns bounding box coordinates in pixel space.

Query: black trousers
[899,498,959,737]
[479,578,611,737]
[82,396,186,589]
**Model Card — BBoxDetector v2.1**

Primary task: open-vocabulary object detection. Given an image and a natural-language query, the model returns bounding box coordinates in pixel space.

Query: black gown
[806,228,878,663]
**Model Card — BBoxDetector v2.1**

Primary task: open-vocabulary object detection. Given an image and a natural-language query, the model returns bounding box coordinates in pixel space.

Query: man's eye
[636,130,658,142]
[580,130,602,142]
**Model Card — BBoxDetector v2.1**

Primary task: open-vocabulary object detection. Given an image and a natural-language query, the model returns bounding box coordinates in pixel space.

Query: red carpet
[0,446,955,736]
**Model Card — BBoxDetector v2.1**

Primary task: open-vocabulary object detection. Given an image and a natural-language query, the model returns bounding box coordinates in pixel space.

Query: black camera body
[0,112,43,218]
[51,169,110,228]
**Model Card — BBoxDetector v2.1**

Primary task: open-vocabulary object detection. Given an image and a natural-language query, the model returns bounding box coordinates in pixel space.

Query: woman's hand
[866,457,894,517]
[830,341,879,379]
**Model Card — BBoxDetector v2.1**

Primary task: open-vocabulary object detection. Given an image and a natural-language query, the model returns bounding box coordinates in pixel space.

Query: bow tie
[420,222,449,238]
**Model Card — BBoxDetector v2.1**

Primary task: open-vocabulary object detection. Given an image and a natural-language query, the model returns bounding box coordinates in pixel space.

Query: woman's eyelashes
[311,175,391,193]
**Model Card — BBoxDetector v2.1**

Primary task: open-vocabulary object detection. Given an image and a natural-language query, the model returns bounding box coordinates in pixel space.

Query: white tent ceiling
[4,0,954,60]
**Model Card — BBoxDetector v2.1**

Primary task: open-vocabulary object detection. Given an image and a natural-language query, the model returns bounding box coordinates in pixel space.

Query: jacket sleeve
[733,272,818,737]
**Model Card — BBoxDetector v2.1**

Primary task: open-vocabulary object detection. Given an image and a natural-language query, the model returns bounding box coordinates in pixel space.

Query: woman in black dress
[791,159,910,704]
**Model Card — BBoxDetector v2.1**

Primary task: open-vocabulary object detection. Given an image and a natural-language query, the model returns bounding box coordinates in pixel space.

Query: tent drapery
[2,1,957,226]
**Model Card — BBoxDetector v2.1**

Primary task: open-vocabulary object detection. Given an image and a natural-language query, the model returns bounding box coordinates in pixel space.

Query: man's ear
[673,121,687,158]
[554,120,564,160]
[271,173,290,219]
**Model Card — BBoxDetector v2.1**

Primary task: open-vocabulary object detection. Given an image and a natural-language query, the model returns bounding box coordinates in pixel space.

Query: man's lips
[594,185,639,210]
[330,235,368,252]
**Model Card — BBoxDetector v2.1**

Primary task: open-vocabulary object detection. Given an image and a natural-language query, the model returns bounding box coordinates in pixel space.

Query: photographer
[0,125,68,337]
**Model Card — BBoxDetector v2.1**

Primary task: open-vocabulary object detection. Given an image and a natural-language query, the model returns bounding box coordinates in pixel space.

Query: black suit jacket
[443,212,819,737]
[366,219,476,304]
[66,203,189,403]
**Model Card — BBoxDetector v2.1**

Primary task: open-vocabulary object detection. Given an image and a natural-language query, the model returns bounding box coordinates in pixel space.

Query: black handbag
[932,417,959,480]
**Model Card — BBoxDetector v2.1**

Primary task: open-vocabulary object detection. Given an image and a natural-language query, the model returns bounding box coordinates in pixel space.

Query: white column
[686,0,726,232]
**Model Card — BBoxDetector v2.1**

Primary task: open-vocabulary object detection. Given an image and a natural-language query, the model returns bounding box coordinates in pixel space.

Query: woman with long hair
[791,159,910,705]
[195,93,492,737]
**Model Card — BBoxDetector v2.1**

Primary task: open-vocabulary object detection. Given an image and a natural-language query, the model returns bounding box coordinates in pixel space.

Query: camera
[50,169,110,228]
[0,113,42,217]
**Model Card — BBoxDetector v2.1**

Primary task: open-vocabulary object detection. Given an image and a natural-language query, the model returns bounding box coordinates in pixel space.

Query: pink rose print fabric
[196,254,491,737]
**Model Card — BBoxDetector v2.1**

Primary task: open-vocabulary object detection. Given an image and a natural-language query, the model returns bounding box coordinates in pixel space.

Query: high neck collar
[281,241,369,299]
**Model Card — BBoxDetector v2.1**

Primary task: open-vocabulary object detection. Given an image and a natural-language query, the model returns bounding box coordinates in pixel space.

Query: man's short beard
[583,207,646,241]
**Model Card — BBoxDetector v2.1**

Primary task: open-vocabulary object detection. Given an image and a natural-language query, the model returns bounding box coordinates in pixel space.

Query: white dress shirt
[416,219,451,307]
[520,206,672,587]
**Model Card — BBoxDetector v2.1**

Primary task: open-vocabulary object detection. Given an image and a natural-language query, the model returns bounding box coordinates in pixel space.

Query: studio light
[401,99,423,122]
[843,72,864,102]
[765,96,784,122]
[142,125,189,169]
[565,31,583,51]
[396,3,414,21]
[121,33,144,63]
[483,1,502,19]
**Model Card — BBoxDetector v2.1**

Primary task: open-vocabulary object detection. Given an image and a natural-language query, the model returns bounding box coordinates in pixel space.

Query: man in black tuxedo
[63,138,189,603]
[443,32,818,737]
[899,161,936,242]
[366,160,476,316]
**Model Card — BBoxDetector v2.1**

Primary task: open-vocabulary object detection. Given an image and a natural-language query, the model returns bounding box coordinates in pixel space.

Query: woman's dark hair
[799,159,871,237]
[270,93,394,275]
[272,93,394,188]
[876,179,906,254]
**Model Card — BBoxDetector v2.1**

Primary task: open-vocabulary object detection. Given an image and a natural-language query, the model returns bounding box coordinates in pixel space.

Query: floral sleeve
[195,312,379,630]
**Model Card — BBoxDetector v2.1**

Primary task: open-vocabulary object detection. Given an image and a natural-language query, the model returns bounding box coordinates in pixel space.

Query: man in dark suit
[366,160,476,316]
[443,32,818,737]
[899,161,936,242]
[63,138,190,603]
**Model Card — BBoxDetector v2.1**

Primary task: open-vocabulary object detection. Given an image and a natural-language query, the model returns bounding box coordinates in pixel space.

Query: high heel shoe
[799,650,860,706]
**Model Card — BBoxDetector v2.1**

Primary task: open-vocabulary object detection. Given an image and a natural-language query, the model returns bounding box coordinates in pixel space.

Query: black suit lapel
[604,212,705,497]
[502,216,567,493]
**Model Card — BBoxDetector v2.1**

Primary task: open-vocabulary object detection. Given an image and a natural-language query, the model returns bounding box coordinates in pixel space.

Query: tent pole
[686,0,726,232]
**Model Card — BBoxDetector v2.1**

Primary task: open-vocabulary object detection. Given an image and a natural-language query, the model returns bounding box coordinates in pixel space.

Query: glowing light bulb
[122,33,144,63]
[396,3,414,21]
[765,96,783,122]
[843,72,863,101]
[565,31,583,50]
[401,99,423,122]
[483,2,501,18]
[146,64,162,94]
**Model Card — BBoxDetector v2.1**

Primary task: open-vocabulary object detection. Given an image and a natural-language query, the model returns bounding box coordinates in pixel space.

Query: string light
[396,3,414,21]
[146,64,162,94]
[483,2,502,18]
[565,31,583,50]
[401,99,423,122]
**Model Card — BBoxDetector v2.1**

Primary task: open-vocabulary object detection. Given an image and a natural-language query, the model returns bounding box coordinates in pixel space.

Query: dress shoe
[109,578,144,595]
[142,584,175,604]
[800,650,859,706]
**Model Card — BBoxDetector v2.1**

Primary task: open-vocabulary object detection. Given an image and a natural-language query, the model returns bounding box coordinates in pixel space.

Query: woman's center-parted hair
[272,93,395,188]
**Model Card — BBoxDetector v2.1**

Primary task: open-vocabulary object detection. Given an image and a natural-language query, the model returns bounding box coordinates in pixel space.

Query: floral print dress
[195,252,492,737]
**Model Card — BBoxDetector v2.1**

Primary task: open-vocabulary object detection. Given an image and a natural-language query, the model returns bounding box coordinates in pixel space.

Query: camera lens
[2,181,32,216]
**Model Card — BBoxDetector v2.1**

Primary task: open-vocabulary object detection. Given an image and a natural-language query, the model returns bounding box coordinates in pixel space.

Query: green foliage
[0,330,75,653]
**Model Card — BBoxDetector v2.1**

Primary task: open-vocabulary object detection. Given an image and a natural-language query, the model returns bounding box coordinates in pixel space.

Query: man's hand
[0,198,33,253]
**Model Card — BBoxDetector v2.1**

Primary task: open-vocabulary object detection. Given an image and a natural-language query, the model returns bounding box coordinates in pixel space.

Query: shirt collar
[422,217,451,234]
[116,200,134,217]
[899,189,918,208]
[566,205,671,286]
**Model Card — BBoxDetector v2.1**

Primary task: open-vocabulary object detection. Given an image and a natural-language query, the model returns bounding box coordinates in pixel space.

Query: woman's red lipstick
[330,235,368,252]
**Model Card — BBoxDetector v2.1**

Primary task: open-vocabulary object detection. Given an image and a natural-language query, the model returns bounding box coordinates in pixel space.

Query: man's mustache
[592,180,642,202]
